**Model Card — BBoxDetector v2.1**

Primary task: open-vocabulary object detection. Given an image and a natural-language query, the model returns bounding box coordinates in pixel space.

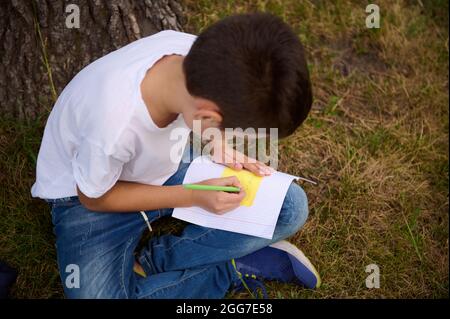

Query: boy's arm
[77,181,193,212]
[77,176,245,214]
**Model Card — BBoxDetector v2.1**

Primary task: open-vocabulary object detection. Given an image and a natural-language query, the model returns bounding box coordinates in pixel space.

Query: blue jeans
[47,155,309,298]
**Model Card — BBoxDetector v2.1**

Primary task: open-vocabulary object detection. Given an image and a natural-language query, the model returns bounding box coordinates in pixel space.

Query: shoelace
[231,259,268,299]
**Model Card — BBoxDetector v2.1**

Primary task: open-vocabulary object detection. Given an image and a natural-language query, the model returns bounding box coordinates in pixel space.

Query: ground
[0,0,448,298]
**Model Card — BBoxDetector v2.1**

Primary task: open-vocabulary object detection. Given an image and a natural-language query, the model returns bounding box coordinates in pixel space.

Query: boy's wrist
[172,185,195,207]
[185,187,195,207]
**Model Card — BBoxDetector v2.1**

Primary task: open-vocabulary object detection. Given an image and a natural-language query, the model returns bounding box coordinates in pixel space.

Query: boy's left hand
[211,143,274,177]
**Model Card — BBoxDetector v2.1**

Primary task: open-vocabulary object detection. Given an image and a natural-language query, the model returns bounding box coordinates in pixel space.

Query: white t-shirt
[31,30,196,199]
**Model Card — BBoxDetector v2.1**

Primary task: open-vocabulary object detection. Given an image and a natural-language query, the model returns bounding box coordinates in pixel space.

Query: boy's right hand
[191,176,246,215]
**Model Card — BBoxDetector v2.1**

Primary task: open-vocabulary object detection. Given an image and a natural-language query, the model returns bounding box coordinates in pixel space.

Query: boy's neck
[140,54,190,128]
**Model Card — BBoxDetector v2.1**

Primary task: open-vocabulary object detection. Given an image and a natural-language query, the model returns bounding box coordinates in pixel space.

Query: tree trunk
[0,0,186,120]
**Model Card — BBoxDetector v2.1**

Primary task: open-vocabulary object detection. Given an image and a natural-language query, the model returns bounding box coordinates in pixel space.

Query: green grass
[0,0,448,298]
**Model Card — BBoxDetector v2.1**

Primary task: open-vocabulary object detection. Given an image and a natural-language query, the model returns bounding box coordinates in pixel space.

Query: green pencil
[183,184,241,193]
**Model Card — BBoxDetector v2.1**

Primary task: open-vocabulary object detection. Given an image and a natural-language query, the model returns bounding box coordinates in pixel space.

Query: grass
[0,0,448,298]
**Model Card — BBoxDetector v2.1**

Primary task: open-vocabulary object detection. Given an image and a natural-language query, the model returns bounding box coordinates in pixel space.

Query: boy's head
[182,13,312,138]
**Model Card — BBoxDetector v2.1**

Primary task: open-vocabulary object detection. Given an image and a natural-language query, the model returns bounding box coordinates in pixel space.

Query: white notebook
[172,156,298,239]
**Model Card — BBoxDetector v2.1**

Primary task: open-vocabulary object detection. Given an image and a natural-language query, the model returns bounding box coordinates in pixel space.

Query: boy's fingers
[233,178,243,189]
[224,150,243,170]
[233,162,243,170]
[244,162,273,176]
[223,161,243,170]
[257,162,273,175]
[210,176,242,189]
[221,176,242,188]
[223,190,246,204]
[243,163,266,176]
[236,190,246,201]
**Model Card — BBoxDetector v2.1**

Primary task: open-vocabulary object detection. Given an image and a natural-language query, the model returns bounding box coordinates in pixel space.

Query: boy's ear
[193,98,223,128]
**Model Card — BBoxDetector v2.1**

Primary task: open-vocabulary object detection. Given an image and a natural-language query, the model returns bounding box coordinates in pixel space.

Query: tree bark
[0,0,186,120]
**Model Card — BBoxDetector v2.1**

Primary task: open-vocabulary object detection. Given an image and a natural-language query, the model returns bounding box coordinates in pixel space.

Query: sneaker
[232,240,321,291]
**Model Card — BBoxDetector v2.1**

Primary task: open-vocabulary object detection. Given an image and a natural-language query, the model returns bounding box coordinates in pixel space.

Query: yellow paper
[221,168,263,207]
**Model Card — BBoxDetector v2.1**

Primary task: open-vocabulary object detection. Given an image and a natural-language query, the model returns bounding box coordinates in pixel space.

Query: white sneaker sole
[269,240,321,288]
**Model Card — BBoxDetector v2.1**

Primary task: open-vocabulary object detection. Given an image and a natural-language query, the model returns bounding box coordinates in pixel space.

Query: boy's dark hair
[183,13,313,138]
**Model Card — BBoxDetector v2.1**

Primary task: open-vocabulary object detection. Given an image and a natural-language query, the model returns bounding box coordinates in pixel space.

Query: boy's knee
[277,182,309,237]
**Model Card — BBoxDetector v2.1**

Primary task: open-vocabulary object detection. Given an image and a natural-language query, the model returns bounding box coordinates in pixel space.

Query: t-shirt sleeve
[71,137,134,199]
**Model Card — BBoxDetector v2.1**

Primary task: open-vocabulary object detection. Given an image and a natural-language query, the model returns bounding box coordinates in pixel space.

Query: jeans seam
[155,228,215,252]
[79,219,92,256]
[139,251,156,275]
[121,236,136,299]
[146,267,212,297]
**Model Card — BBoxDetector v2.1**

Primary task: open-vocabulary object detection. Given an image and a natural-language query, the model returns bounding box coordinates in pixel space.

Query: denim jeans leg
[134,262,238,299]
[51,199,146,298]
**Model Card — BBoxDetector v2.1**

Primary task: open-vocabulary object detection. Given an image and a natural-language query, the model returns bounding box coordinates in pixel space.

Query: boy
[31,13,319,298]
